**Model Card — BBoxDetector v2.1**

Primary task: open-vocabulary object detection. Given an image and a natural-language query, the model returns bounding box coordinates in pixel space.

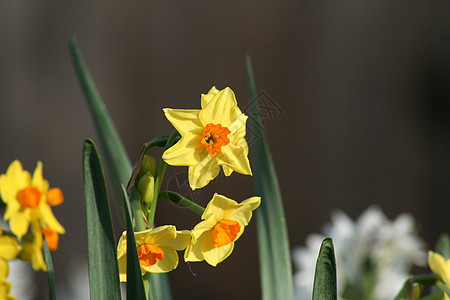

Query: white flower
[293,206,426,300]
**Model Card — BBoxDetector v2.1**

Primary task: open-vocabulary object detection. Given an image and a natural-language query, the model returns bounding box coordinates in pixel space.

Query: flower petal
[136,226,176,246]
[9,211,30,239]
[198,87,240,127]
[201,86,220,108]
[144,246,179,273]
[31,162,49,193]
[162,133,203,166]
[202,194,237,221]
[188,155,220,190]
[218,144,252,175]
[224,196,261,226]
[163,108,203,135]
[39,203,65,234]
[200,232,234,267]
[158,230,191,251]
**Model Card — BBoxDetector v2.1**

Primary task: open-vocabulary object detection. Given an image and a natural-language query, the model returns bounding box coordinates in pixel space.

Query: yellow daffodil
[162,87,252,190]
[0,259,17,300]
[428,251,450,300]
[117,225,191,282]
[184,193,260,266]
[0,160,65,239]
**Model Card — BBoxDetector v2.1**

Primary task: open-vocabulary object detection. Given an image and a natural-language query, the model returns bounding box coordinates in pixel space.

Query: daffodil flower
[428,251,450,300]
[117,225,191,282]
[184,193,260,266]
[0,160,65,239]
[162,87,252,190]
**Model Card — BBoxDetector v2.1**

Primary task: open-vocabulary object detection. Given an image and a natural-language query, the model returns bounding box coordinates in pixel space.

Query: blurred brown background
[1,1,449,299]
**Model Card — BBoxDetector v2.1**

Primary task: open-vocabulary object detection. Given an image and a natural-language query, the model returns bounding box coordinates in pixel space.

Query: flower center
[137,244,164,267]
[212,219,241,248]
[42,227,59,251]
[47,188,64,206]
[201,123,231,156]
[18,187,41,208]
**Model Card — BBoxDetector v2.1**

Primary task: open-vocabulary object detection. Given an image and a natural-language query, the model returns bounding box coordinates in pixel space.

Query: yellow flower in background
[184,193,260,266]
[428,251,450,300]
[0,259,17,300]
[117,225,191,282]
[162,87,252,190]
[0,160,65,238]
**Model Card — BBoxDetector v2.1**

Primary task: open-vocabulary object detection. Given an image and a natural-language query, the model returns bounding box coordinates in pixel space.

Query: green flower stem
[144,135,180,154]
[147,131,179,226]
[158,191,205,216]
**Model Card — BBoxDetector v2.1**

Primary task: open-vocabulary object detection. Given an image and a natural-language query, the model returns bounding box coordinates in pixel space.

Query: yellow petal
[184,232,206,262]
[201,86,220,108]
[136,226,176,246]
[31,162,49,193]
[0,259,9,280]
[428,251,450,284]
[3,201,20,221]
[224,197,261,226]
[202,194,237,221]
[198,87,241,127]
[0,236,19,260]
[163,108,203,135]
[219,144,252,175]
[188,155,221,190]
[157,230,191,251]
[226,114,248,145]
[0,161,30,202]
[39,203,65,234]
[200,231,234,267]
[143,246,178,273]
[162,133,203,166]
[9,211,30,239]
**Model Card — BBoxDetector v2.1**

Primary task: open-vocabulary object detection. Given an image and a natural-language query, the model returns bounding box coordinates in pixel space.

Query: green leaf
[70,36,132,224]
[246,56,294,300]
[42,234,57,300]
[393,279,421,300]
[121,185,146,300]
[312,238,337,300]
[83,139,121,300]
[435,233,450,259]
[437,281,450,297]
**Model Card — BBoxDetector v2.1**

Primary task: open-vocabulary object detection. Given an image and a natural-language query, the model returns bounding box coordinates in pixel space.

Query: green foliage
[246,56,294,300]
[70,36,132,224]
[121,186,146,299]
[42,234,57,300]
[83,139,121,299]
[312,238,337,300]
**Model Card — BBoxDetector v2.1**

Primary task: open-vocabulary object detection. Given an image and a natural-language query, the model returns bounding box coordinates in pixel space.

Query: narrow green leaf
[83,139,121,299]
[246,55,294,300]
[121,185,146,300]
[312,238,337,300]
[70,36,132,224]
[42,235,57,300]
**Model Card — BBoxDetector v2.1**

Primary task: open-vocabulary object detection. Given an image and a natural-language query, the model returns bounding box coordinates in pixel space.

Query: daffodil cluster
[117,87,261,281]
[0,160,65,298]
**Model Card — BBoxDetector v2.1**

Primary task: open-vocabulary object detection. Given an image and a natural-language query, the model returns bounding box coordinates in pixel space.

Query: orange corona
[212,219,241,248]
[201,123,231,156]
[137,244,165,267]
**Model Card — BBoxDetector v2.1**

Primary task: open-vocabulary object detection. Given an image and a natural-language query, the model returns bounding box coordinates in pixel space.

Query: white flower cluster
[293,206,426,300]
